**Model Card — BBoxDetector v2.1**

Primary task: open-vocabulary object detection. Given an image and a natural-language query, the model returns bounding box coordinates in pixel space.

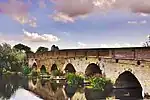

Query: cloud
[77,42,141,48]
[0,0,29,16]
[50,0,150,22]
[38,0,46,8]
[0,0,37,27]
[15,16,37,27]
[50,0,115,22]
[63,32,70,36]
[128,20,147,24]
[50,12,75,23]
[111,0,150,14]
[139,13,149,17]
[23,29,60,42]
[77,42,87,47]
[99,43,141,48]
[51,0,94,17]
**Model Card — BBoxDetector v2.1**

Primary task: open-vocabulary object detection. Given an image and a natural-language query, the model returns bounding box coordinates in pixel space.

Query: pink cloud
[38,0,46,8]
[113,0,150,14]
[51,0,94,17]
[0,0,37,27]
[0,0,29,16]
[50,0,150,23]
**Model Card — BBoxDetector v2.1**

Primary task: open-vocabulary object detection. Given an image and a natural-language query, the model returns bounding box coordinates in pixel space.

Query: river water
[0,74,145,100]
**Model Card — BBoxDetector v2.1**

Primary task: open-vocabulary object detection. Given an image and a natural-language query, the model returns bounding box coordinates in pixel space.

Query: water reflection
[0,74,144,100]
[0,74,28,100]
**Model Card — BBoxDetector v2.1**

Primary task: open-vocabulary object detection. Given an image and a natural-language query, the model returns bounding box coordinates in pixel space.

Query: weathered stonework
[27,47,150,94]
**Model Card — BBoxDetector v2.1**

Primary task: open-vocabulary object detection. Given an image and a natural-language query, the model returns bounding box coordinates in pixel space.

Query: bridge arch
[51,64,58,72]
[40,65,46,73]
[64,63,76,73]
[32,62,37,69]
[85,63,102,76]
[114,71,143,99]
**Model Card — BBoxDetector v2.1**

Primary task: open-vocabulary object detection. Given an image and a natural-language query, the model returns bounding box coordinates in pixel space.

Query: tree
[143,35,150,47]
[36,46,49,53]
[13,43,32,53]
[0,43,26,72]
[51,45,59,51]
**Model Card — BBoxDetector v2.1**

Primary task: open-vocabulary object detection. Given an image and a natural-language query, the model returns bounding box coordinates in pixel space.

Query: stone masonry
[27,47,150,94]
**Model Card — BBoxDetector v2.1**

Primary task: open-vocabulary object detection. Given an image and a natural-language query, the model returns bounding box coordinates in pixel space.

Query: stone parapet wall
[27,47,150,61]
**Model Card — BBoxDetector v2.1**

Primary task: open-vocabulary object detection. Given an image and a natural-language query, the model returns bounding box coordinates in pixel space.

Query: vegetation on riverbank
[0,43,27,74]
[66,73,84,86]
[86,77,112,91]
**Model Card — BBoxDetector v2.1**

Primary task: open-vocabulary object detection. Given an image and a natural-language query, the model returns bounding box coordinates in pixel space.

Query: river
[0,74,145,100]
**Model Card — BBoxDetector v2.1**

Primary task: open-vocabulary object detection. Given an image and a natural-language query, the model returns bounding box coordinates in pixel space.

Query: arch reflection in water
[32,78,38,86]
[65,63,76,73]
[40,79,48,87]
[85,63,102,76]
[64,85,78,99]
[114,71,143,100]
[85,83,113,100]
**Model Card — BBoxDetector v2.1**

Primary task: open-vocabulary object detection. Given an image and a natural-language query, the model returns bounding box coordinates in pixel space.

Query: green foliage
[51,70,64,76]
[87,77,112,91]
[36,46,48,53]
[13,43,31,53]
[0,43,26,72]
[23,65,32,75]
[66,73,84,86]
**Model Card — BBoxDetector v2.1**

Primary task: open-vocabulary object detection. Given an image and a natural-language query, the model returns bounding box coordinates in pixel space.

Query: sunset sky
[0,0,150,52]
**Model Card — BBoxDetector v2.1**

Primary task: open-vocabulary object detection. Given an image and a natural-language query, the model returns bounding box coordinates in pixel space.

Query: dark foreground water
[0,74,145,100]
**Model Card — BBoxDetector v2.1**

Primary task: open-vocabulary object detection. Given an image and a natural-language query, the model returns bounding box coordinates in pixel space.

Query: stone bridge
[27,47,150,97]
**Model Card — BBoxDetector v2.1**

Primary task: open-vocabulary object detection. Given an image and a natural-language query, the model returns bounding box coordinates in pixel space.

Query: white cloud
[140,20,147,24]
[77,42,140,48]
[77,42,87,47]
[50,12,75,23]
[23,29,60,42]
[99,43,140,48]
[128,20,147,24]
[63,32,70,36]
[139,13,149,17]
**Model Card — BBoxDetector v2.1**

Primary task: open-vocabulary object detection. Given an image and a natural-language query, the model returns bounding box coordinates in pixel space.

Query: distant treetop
[13,43,33,53]
[36,46,49,53]
[51,45,59,51]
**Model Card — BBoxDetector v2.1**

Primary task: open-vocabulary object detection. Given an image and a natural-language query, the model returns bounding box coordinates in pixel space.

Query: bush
[22,65,32,75]
[66,73,84,86]
[87,77,112,91]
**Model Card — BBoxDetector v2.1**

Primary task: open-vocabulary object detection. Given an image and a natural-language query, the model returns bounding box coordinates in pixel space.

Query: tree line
[0,43,59,73]
[13,43,59,53]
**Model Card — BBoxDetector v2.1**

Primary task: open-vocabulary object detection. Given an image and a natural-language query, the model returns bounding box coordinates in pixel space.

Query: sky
[0,0,150,52]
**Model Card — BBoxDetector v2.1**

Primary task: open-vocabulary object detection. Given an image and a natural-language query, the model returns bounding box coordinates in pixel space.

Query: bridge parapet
[27,47,150,61]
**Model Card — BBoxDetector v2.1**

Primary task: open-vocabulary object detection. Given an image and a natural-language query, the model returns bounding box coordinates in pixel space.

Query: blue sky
[0,0,150,51]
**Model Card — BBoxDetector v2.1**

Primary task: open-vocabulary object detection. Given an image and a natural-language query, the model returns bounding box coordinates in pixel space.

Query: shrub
[88,77,112,91]
[22,65,32,75]
[66,73,84,86]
